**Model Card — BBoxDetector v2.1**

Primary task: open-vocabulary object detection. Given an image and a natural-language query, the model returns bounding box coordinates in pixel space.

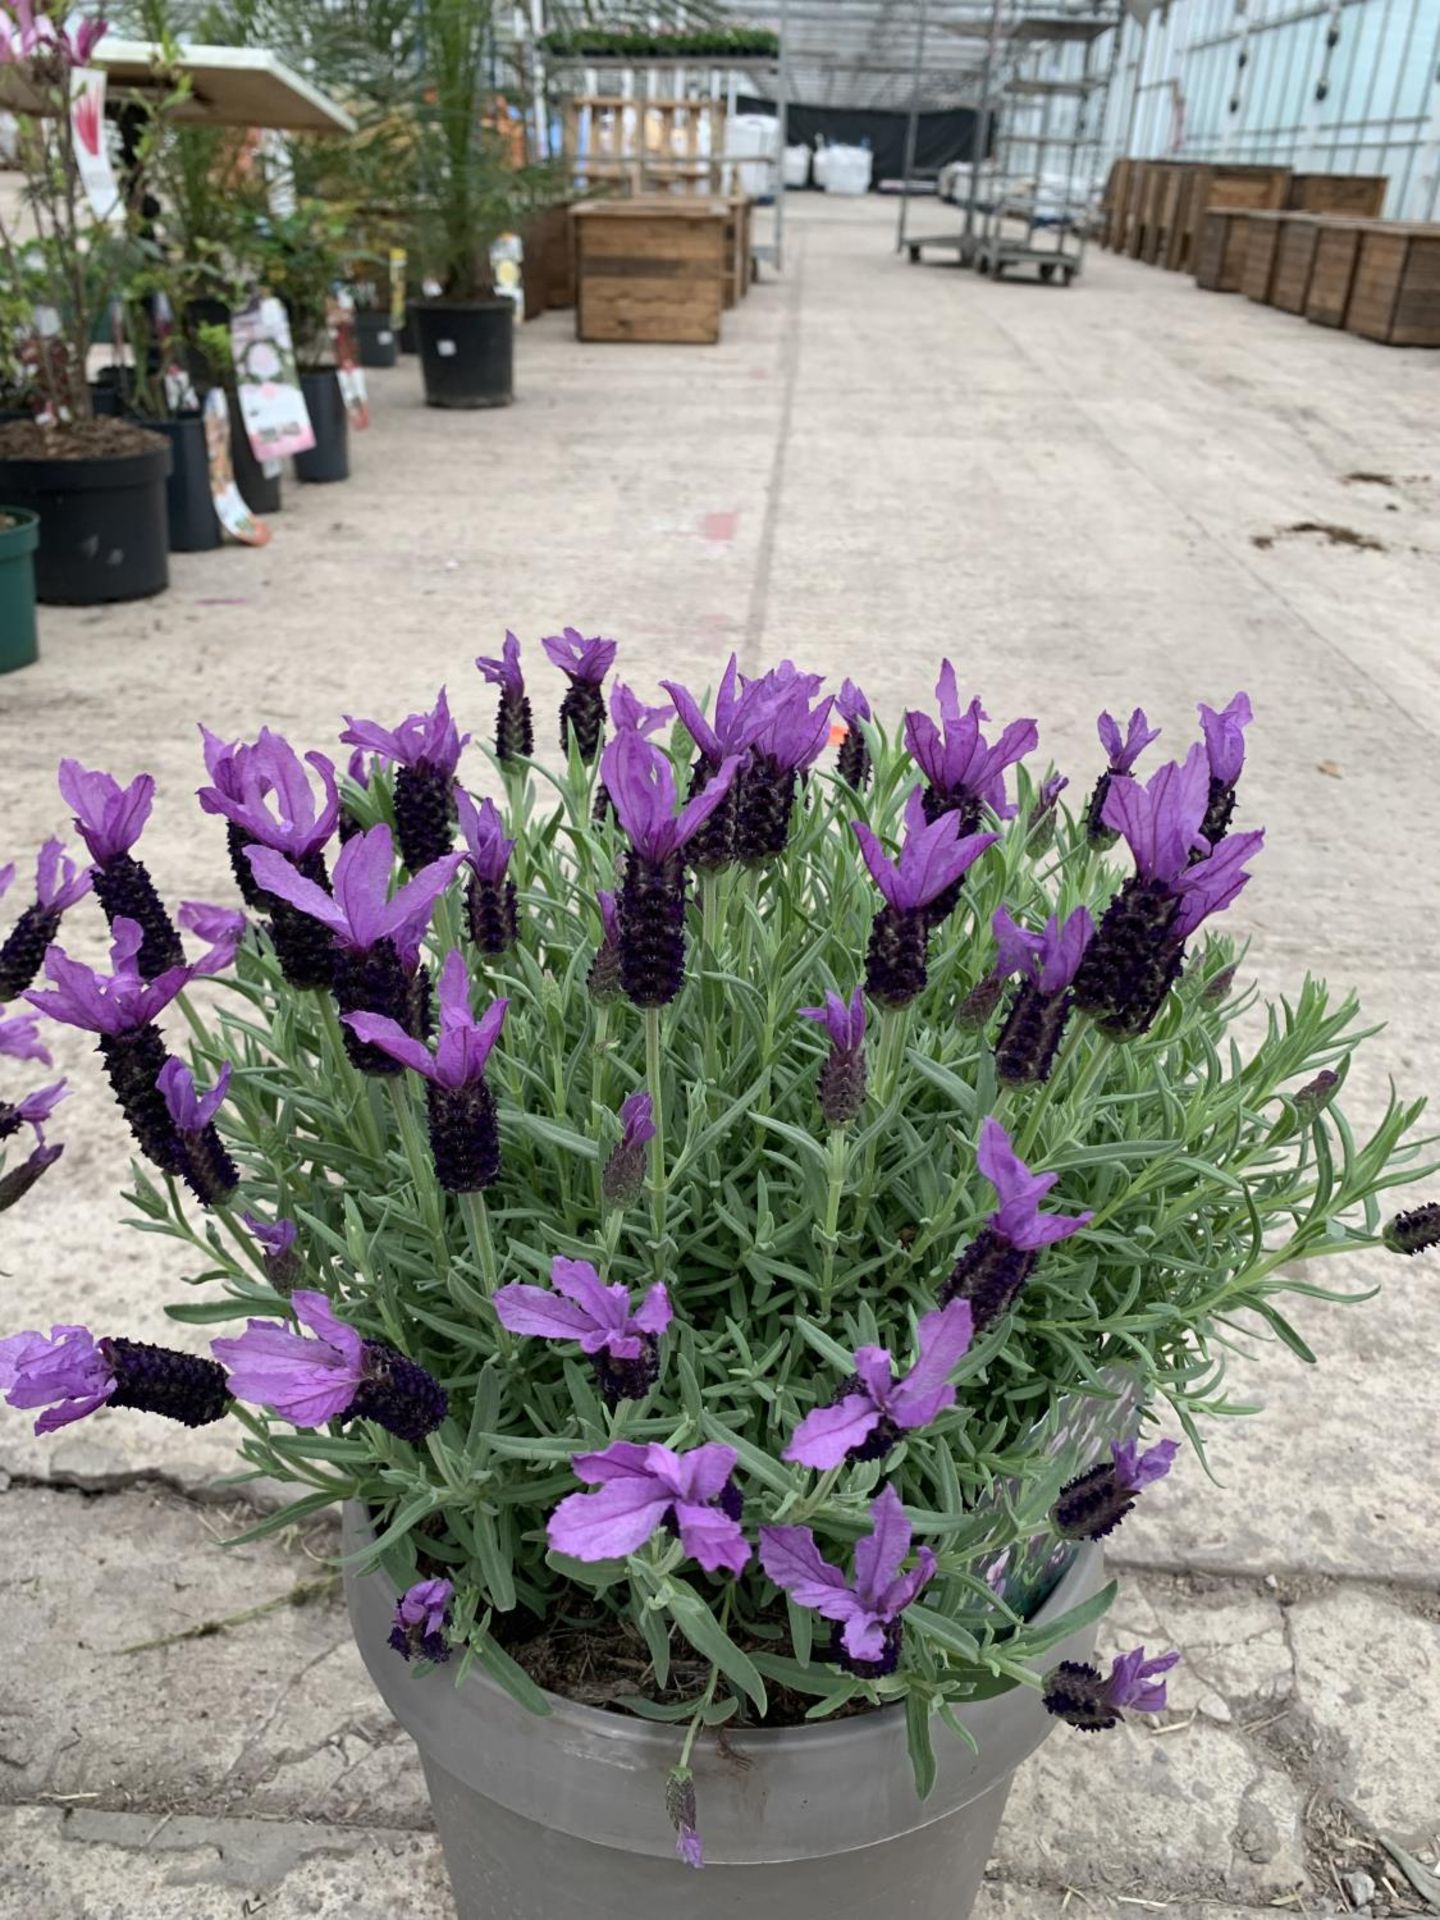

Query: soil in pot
[0,417,171,606]
[229,401,283,516]
[141,414,220,553]
[0,506,40,671]
[415,301,514,410]
[294,370,350,483]
[355,310,399,368]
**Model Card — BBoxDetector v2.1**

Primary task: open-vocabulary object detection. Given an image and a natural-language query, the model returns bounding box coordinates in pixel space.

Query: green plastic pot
[0,506,39,673]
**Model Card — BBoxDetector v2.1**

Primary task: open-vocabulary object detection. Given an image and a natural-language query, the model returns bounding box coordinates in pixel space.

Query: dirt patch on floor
[1252,521,1387,553]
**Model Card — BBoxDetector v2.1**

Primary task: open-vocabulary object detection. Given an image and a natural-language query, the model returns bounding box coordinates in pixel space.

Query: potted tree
[1,656,1432,1920]
[0,12,172,604]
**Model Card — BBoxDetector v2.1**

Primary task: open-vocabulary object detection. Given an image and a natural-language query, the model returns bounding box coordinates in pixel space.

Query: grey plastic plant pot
[343,1505,1103,1920]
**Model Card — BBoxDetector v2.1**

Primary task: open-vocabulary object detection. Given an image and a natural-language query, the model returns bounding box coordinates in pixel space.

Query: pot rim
[0,440,173,490]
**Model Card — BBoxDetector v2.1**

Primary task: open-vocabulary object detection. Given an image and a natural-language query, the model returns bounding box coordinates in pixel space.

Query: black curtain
[736,96,989,185]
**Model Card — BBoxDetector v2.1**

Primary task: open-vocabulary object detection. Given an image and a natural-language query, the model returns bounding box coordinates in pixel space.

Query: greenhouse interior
[1,1,1438,1917]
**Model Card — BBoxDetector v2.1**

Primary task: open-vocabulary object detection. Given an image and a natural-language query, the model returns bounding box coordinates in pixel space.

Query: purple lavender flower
[586,889,623,1003]
[243,1212,303,1293]
[853,790,998,1008]
[494,1254,671,1406]
[1072,746,1264,1038]
[666,1768,703,1871]
[760,1484,936,1679]
[388,1577,454,1663]
[1383,1202,1440,1256]
[993,905,1095,1086]
[0,1137,64,1211]
[1053,1435,1180,1540]
[248,826,464,1075]
[342,690,469,874]
[542,627,618,763]
[547,1440,750,1575]
[58,760,184,980]
[834,679,872,790]
[784,1299,974,1469]
[157,1058,239,1208]
[212,1289,446,1442]
[339,747,372,844]
[0,1078,68,1142]
[600,731,741,1008]
[0,1008,52,1066]
[601,1090,656,1208]
[1027,772,1069,853]
[798,987,868,1126]
[456,789,517,956]
[26,919,196,1173]
[1085,708,1160,848]
[734,680,835,866]
[661,656,779,871]
[593,684,674,824]
[345,949,506,1191]
[1044,1646,1180,1731]
[476,633,534,765]
[939,1117,1092,1330]
[0,1322,231,1432]
[904,666,1038,834]
[1197,692,1254,845]
[0,839,92,1002]
[955,906,1046,1030]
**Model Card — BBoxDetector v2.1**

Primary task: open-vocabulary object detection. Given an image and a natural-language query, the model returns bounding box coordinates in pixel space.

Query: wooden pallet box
[1271,213,1323,313]
[1101,158,1129,250]
[1181,164,1291,273]
[1194,208,1251,292]
[1163,167,1200,270]
[1125,161,1154,258]
[723,195,752,308]
[1286,173,1387,218]
[1241,211,1286,304]
[574,199,728,344]
[1346,224,1440,346]
[1305,220,1368,328]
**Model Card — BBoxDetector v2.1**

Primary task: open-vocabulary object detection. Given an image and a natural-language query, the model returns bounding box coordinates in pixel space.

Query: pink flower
[547,1441,750,1575]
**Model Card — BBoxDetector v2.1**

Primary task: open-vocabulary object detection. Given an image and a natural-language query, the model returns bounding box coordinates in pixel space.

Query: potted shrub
[242,202,354,484]
[0,14,171,604]
[1,658,1433,1919]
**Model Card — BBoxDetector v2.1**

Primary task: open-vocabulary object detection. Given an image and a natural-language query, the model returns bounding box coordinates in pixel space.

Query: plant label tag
[437,340,457,357]
[70,70,123,226]
[203,390,270,548]
[232,297,316,460]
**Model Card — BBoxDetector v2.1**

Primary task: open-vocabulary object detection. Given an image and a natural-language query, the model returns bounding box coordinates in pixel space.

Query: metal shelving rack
[897,0,1123,284]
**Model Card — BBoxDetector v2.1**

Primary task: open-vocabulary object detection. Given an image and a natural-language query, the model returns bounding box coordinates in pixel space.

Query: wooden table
[573,198,729,345]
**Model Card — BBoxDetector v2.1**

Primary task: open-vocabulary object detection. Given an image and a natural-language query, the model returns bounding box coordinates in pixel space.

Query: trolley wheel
[907,244,921,264]
[993,260,1007,280]
[1062,268,1076,287]
[976,253,991,275]
[1039,262,1056,283]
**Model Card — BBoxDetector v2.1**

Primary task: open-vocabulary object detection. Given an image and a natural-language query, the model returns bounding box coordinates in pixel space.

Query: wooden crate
[1271,213,1324,314]
[1305,220,1367,328]
[1101,158,1129,250]
[1194,208,1252,292]
[1241,211,1286,304]
[1346,224,1440,346]
[1142,164,1181,263]
[1286,173,1388,217]
[723,195,752,308]
[1163,166,1201,269]
[1133,163,1167,260]
[1181,164,1290,273]
[574,199,728,344]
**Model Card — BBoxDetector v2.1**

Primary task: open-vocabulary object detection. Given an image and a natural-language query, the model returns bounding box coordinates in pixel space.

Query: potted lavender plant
[1,650,1433,1920]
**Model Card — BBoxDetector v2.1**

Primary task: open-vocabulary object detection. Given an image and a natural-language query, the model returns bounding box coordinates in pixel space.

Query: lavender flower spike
[212,1290,447,1442]
[784,1299,974,1468]
[1383,1202,1440,1256]
[1053,1435,1180,1540]
[854,790,998,1009]
[798,987,868,1126]
[59,759,184,980]
[0,1079,68,1141]
[1085,708,1160,848]
[342,690,470,873]
[494,1255,671,1406]
[346,950,507,1191]
[0,1138,64,1212]
[0,1008,52,1066]
[593,683,674,824]
[456,789,517,955]
[1044,1646,1180,1732]
[0,839,92,1003]
[601,1090,656,1209]
[661,654,777,871]
[601,731,741,1008]
[956,906,1045,1031]
[388,1578,454,1663]
[243,1212,303,1293]
[835,679,873,790]
[993,905,1095,1086]
[0,1323,231,1433]
[248,826,464,1075]
[587,889,623,1003]
[547,1440,749,1575]
[734,682,835,865]
[1197,692,1254,845]
[476,633,534,765]
[1026,772,1069,854]
[157,1058,239,1208]
[940,1117,1092,1330]
[904,665,1038,832]
[760,1483,936,1679]
[666,1768,704,1871]
[543,627,618,762]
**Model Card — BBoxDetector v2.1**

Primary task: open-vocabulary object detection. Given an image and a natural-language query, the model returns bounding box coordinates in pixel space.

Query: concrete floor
[3,192,1440,1916]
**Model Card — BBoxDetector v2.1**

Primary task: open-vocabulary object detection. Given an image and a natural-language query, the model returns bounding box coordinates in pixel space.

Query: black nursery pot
[229,400,282,516]
[355,310,399,368]
[0,437,171,605]
[415,301,514,410]
[147,414,219,553]
[294,371,350,484]
[399,303,418,355]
